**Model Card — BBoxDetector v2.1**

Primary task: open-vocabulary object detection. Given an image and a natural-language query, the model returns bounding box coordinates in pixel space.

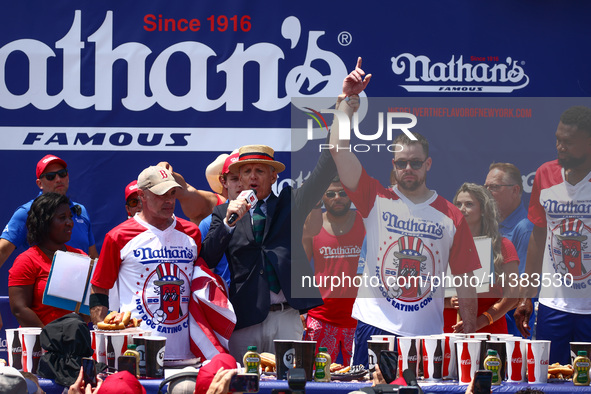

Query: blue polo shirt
[1,194,95,253]
[499,202,534,274]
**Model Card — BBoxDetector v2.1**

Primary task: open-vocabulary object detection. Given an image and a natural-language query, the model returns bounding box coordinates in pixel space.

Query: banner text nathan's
[0,12,348,112]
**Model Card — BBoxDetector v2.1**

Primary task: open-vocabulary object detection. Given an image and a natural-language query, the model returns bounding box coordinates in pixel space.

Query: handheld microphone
[227,189,258,225]
[402,369,423,394]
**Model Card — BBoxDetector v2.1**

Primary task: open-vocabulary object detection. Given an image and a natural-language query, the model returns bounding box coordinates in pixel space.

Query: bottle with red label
[510,341,523,381]
[460,342,472,383]
[484,349,501,385]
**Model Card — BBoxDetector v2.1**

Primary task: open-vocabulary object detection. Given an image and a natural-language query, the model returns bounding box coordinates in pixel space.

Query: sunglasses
[484,184,516,192]
[393,160,425,170]
[40,168,68,181]
[126,198,140,208]
[325,190,348,198]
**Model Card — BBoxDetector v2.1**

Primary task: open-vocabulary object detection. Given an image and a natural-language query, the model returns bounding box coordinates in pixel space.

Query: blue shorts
[536,303,591,365]
[352,320,399,368]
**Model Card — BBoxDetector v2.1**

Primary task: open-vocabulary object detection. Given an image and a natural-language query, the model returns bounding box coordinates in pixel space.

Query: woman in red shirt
[9,193,86,327]
[444,183,520,333]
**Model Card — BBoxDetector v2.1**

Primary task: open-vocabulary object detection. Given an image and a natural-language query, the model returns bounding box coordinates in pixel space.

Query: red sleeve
[175,218,202,257]
[216,194,225,206]
[91,231,122,290]
[528,165,547,228]
[342,168,393,218]
[448,215,482,275]
[500,237,519,265]
[8,249,38,287]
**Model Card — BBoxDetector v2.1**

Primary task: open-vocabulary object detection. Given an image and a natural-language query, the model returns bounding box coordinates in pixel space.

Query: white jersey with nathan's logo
[529,160,591,314]
[92,215,201,359]
[345,169,480,336]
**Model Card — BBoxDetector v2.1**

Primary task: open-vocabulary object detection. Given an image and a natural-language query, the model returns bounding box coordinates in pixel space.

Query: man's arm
[90,285,110,325]
[455,273,478,333]
[199,204,241,269]
[328,57,371,192]
[302,208,323,261]
[514,224,546,337]
[0,238,16,269]
[157,161,225,224]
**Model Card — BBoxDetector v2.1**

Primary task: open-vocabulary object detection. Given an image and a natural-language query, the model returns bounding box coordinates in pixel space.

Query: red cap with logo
[125,180,139,201]
[36,155,67,178]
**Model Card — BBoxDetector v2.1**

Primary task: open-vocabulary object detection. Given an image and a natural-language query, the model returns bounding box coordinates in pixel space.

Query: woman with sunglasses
[8,193,87,327]
[443,183,519,333]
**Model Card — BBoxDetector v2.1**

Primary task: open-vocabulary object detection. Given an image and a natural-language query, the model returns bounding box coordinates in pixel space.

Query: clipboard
[42,250,97,315]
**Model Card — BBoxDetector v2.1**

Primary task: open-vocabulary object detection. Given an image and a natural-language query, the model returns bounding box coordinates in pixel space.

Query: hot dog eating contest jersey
[344,169,481,336]
[91,215,201,360]
[529,160,591,313]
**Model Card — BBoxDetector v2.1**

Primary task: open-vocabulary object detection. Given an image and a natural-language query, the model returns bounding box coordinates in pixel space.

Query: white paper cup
[105,332,129,372]
[441,334,459,380]
[370,335,396,351]
[6,328,22,370]
[505,338,527,382]
[397,336,420,377]
[456,340,481,384]
[527,340,550,383]
[422,336,443,381]
[21,330,42,374]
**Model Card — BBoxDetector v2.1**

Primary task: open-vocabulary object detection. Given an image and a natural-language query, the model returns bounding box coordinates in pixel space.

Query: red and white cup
[505,338,527,382]
[527,340,551,383]
[20,328,43,374]
[104,332,129,372]
[442,334,461,379]
[456,340,481,384]
[422,336,444,381]
[397,336,420,378]
[6,328,23,369]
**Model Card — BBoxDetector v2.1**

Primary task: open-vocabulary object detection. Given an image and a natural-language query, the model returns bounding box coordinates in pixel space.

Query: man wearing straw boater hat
[200,143,336,360]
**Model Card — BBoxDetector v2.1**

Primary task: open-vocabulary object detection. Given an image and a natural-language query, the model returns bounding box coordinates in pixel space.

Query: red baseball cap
[97,371,146,394]
[222,151,240,175]
[125,180,139,201]
[36,154,67,178]
[194,353,237,394]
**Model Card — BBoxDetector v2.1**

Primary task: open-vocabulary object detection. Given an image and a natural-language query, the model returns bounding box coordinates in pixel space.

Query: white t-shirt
[528,160,591,314]
[92,216,201,359]
[345,169,481,336]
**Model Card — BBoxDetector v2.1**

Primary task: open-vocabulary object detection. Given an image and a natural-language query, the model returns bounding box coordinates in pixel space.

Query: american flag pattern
[189,257,236,360]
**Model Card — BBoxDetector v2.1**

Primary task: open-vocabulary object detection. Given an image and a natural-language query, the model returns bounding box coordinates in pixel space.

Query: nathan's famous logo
[379,235,436,302]
[382,212,444,240]
[552,218,589,279]
[142,263,190,325]
[0,13,347,113]
[390,53,529,93]
[133,246,194,262]
[305,107,418,152]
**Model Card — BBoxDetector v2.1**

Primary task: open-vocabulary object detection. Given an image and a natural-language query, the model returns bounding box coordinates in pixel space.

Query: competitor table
[38,378,591,393]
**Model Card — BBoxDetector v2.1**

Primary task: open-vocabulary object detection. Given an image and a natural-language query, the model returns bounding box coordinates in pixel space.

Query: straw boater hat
[228,145,285,173]
[205,153,229,194]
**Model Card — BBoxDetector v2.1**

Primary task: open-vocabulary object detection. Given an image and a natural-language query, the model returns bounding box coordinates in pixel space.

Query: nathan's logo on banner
[0,12,346,113]
[390,53,529,93]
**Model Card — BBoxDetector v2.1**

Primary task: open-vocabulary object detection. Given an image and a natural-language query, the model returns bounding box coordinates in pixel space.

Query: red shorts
[304,315,355,366]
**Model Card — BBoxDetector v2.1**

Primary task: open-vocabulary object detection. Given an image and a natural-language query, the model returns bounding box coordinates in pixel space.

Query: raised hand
[342,57,371,96]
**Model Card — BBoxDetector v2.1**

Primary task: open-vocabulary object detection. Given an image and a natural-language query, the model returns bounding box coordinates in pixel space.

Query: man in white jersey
[329,58,480,367]
[515,106,591,364]
[90,166,201,360]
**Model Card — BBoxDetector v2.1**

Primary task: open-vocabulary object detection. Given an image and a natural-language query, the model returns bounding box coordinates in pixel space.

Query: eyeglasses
[325,190,348,198]
[126,198,140,208]
[40,168,68,181]
[393,160,425,170]
[484,184,516,192]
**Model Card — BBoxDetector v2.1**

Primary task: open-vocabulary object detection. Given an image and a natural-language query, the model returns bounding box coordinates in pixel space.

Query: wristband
[483,311,494,325]
[89,293,109,309]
